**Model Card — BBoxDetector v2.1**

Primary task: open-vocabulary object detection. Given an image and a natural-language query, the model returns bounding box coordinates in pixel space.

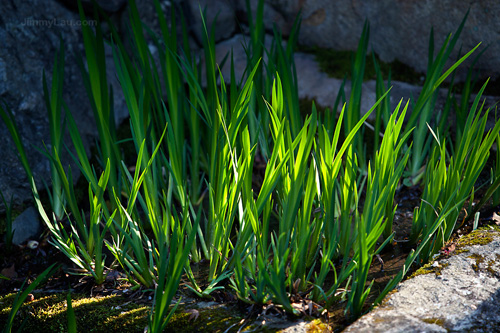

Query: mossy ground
[0,292,149,332]
[0,291,332,333]
[164,303,245,333]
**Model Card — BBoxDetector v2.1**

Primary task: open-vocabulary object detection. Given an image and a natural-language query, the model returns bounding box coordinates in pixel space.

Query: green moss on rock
[455,228,499,254]
[422,317,446,327]
[409,262,449,279]
[468,253,485,273]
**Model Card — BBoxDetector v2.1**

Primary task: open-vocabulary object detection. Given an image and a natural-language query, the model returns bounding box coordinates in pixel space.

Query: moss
[455,229,498,253]
[486,258,499,277]
[467,253,485,273]
[422,317,447,328]
[408,262,449,279]
[0,292,149,332]
[164,303,246,333]
[305,318,331,332]
[297,45,423,84]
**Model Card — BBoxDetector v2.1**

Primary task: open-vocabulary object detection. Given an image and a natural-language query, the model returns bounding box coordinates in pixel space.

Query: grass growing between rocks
[298,45,424,84]
[1,0,500,331]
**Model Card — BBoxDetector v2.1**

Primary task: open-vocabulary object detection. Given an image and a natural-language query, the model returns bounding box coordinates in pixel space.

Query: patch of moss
[306,318,331,332]
[164,303,245,333]
[297,45,423,84]
[467,253,485,273]
[456,229,498,252]
[0,292,149,332]
[486,258,500,277]
[408,262,449,279]
[422,317,447,328]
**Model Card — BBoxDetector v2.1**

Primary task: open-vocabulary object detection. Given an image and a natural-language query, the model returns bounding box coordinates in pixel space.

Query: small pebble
[27,240,39,250]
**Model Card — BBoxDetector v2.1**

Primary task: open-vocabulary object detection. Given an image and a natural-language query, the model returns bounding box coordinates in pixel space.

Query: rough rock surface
[188,0,236,43]
[11,206,41,245]
[210,33,448,120]
[344,228,500,332]
[0,0,145,210]
[221,0,500,81]
[0,0,97,209]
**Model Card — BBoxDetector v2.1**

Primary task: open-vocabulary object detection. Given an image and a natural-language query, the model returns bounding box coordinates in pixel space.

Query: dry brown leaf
[1,264,18,279]
[441,243,456,256]
[185,309,199,321]
[292,301,304,314]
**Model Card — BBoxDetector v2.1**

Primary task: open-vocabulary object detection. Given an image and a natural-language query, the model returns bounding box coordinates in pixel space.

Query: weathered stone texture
[238,0,500,80]
[345,230,500,332]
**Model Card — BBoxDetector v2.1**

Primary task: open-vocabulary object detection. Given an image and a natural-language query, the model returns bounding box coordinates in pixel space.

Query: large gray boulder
[0,0,96,210]
[0,0,152,212]
[344,228,500,332]
[233,0,500,81]
[188,0,236,43]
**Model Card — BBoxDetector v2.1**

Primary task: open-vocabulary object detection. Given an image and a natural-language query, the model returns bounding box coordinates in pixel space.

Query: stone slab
[344,228,500,332]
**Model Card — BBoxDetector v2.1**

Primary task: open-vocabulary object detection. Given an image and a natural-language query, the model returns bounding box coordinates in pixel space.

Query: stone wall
[189,0,500,80]
[1,0,498,210]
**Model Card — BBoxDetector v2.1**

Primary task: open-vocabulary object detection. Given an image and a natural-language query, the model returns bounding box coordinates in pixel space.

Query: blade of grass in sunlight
[33,159,116,284]
[153,0,203,204]
[346,101,410,317]
[244,0,265,147]
[403,11,481,185]
[372,52,391,157]
[410,80,500,262]
[106,133,167,287]
[453,47,487,146]
[312,90,391,306]
[148,203,198,332]
[67,292,76,333]
[374,100,412,239]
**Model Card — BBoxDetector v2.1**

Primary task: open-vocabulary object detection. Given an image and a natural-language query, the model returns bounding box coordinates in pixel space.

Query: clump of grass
[1,0,499,328]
